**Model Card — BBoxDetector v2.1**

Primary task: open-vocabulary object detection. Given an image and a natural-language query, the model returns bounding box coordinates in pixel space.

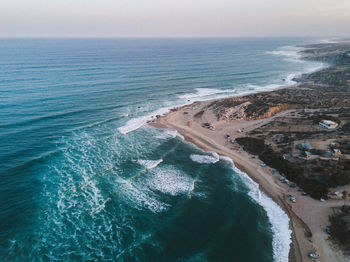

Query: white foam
[179,88,226,99]
[266,45,326,85]
[178,88,237,102]
[187,150,291,261]
[118,179,169,213]
[245,71,298,93]
[304,62,326,74]
[148,166,194,196]
[320,39,339,44]
[267,45,326,75]
[247,83,282,92]
[227,160,292,262]
[219,155,234,165]
[155,129,184,140]
[117,165,194,212]
[190,152,219,164]
[266,46,304,63]
[137,159,163,170]
[118,106,172,134]
[238,45,326,96]
[285,73,297,85]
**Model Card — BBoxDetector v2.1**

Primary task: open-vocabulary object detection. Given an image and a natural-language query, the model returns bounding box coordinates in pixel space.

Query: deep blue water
[0,38,322,261]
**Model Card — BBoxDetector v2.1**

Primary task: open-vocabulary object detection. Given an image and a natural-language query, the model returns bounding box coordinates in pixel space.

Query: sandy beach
[149,99,349,262]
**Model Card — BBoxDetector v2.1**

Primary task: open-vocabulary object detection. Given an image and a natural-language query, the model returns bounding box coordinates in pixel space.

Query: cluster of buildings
[293,119,341,159]
[296,141,342,160]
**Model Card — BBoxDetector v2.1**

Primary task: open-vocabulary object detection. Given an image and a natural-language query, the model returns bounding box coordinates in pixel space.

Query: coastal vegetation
[329,209,350,250]
[236,137,329,199]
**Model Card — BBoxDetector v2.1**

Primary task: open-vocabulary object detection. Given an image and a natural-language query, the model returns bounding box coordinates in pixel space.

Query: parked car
[308,253,319,259]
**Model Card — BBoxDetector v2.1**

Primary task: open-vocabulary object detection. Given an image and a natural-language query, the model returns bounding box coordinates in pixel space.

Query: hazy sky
[1,0,350,37]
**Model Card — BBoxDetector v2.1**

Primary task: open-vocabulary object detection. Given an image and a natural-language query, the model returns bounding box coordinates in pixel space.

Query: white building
[319,120,338,129]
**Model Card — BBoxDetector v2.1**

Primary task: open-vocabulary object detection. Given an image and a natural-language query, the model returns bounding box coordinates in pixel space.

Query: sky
[1,0,350,37]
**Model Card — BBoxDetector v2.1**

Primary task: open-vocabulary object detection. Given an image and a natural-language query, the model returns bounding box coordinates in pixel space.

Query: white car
[308,253,319,259]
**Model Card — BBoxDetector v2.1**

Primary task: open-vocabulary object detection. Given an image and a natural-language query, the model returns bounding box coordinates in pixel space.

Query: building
[310,148,326,155]
[333,149,342,157]
[296,141,313,151]
[301,151,312,159]
[319,120,338,129]
[323,151,334,158]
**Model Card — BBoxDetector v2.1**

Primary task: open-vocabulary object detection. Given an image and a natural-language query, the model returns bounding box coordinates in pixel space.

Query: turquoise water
[0,38,322,261]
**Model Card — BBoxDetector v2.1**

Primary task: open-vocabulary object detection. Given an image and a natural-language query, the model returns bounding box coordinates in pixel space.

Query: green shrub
[329,213,350,246]
[236,137,329,199]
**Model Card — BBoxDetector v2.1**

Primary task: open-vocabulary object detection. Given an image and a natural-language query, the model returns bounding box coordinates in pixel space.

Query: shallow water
[0,38,322,261]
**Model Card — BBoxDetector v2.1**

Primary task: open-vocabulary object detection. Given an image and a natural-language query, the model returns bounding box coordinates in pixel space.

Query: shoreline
[150,113,302,262]
[148,41,350,262]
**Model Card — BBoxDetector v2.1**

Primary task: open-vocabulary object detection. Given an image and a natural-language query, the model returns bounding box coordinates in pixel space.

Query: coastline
[150,111,303,262]
[148,41,350,262]
[118,45,324,136]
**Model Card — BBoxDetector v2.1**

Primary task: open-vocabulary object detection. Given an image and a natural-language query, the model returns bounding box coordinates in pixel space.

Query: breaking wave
[178,88,235,101]
[117,176,170,213]
[219,155,291,262]
[266,46,304,63]
[190,152,220,164]
[148,166,194,196]
[267,45,326,76]
[155,129,184,140]
[137,159,163,170]
[118,107,172,134]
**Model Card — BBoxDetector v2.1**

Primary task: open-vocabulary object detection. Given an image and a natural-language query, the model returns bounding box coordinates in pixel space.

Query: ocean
[0,38,323,261]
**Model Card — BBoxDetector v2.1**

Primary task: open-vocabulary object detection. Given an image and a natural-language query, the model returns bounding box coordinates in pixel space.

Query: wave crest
[137,159,163,170]
[155,129,184,140]
[190,152,219,164]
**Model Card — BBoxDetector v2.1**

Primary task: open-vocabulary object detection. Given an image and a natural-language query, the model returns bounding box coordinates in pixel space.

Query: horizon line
[0,35,345,40]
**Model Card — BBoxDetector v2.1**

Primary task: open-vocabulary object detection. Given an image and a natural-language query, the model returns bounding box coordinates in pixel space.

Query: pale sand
[149,99,349,262]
